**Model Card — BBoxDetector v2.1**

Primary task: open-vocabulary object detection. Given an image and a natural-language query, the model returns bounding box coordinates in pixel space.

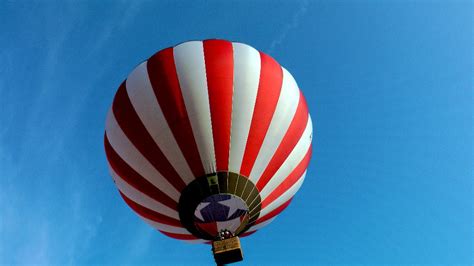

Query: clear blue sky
[1,1,472,265]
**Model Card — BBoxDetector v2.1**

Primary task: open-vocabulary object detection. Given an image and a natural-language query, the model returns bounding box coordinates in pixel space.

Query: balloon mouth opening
[193,194,249,238]
[178,172,261,240]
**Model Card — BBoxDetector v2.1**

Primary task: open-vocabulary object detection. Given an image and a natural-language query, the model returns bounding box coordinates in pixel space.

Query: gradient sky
[1,1,472,265]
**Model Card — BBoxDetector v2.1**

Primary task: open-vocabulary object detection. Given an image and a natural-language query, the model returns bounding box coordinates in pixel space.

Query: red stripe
[112,82,186,192]
[196,221,218,236]
[203,40,233,171]
[104,135,177,211]
[147,47,205,178]
[256,93,309,190]
[261,146,312,209]
[240,53,283,176]
[119,191,182,227]
[159,231,200,240]
[255,197,293,224]
[239,230,257,237]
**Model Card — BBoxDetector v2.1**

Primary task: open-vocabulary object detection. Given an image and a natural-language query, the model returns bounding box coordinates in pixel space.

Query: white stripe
[105,110,180,201]
[244,217,276,233]
[259,170,306,217]
[259,116,312,199]
[183,239,208,244]
[126,62,195,184]
[216,216,243,233]
[174,41,216,174]
[141,216,189,235]
[249,68,300,183]
[228,42,261,173]
[109,165,179,220]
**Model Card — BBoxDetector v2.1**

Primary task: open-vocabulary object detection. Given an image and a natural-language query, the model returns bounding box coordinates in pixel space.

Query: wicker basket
[212,237,243,264]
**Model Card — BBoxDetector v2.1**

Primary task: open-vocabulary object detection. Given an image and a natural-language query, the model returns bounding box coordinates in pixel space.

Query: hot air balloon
[104,39,312,264]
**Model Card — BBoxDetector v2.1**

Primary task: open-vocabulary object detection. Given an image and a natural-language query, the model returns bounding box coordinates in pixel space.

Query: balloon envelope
[105,39,312,243]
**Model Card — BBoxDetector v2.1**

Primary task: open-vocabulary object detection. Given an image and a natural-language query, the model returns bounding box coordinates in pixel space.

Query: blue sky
[0,0,472,265]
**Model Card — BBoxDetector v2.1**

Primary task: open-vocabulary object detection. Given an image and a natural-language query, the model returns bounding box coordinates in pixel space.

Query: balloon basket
[212,236,243,265]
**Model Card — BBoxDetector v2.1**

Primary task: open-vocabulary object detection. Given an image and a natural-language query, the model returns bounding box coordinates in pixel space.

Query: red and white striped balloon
[105,39,312,243]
